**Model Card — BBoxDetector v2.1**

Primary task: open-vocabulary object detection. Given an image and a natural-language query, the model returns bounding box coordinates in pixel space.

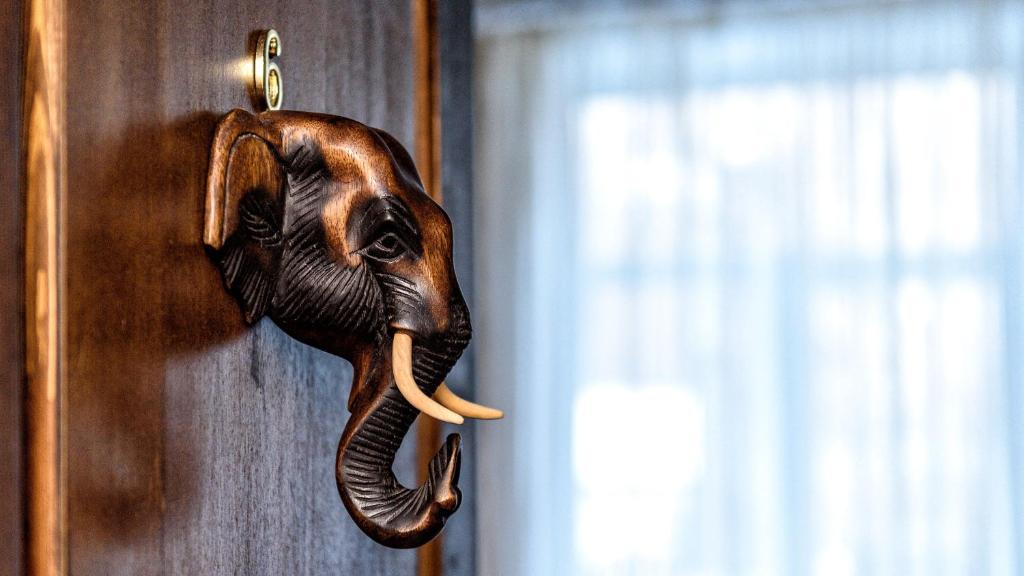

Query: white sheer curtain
[474,2,1024,575]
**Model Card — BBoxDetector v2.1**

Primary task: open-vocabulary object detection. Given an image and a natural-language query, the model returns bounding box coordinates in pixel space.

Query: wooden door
[2,1,477,575]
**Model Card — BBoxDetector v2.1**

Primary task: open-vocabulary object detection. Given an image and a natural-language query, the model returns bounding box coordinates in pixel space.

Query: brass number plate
[254,29,282,110]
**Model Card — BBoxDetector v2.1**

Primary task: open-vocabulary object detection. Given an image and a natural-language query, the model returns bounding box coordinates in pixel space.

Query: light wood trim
[413,0,444,574]
[24,0,66,573]
[414,0,442,205]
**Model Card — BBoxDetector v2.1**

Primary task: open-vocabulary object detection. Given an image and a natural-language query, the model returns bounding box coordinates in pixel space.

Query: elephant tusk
[393,331,465,425]
[434,383,504,420]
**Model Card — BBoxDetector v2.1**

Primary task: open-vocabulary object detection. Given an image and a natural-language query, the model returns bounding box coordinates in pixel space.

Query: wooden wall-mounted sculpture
[203,109,502,549]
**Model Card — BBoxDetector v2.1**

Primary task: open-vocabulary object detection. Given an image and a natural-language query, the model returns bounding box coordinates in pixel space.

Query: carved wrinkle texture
[274,143,384,338]
[339,297,472,548]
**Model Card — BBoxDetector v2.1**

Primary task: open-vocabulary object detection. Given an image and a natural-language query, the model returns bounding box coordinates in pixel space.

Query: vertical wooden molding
[414,0,443,574]
[24,0,65,573]
[414,0,442,205]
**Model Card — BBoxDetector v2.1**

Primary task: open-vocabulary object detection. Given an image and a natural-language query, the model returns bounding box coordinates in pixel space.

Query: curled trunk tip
[337,382,463,548]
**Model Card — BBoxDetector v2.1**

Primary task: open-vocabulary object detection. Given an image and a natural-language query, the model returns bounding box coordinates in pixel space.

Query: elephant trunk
[336,303,471,548]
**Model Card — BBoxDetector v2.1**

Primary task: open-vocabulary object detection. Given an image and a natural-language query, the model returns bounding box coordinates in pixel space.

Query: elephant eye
[361,228,410,262]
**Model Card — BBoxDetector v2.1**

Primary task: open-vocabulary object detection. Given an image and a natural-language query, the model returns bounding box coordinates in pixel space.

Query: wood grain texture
[62,2,419,573]
[437,1,478,575]
[0,2,25,576]
[24,0,67,573]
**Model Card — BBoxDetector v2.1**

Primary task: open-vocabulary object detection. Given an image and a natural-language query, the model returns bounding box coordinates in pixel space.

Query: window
[475,2,1024,575]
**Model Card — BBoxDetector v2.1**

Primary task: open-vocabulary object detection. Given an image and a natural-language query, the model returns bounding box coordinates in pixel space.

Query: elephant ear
[371,128,426,193]
[204,109,286,323]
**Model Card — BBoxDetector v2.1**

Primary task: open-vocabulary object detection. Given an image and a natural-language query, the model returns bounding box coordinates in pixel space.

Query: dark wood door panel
[0,1,25,575]
[63,2,417,573]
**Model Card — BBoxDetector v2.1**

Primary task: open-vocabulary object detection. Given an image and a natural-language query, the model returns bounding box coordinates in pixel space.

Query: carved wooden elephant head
[202,109,500,548]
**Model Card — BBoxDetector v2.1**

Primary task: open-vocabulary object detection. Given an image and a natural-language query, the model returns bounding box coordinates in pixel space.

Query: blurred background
[470,1,1024,575]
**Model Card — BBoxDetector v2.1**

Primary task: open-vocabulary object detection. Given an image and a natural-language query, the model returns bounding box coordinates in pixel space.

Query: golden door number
[254,29,283,110]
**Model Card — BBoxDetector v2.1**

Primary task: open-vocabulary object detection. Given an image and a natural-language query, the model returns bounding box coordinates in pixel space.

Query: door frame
[11,1,476,575]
